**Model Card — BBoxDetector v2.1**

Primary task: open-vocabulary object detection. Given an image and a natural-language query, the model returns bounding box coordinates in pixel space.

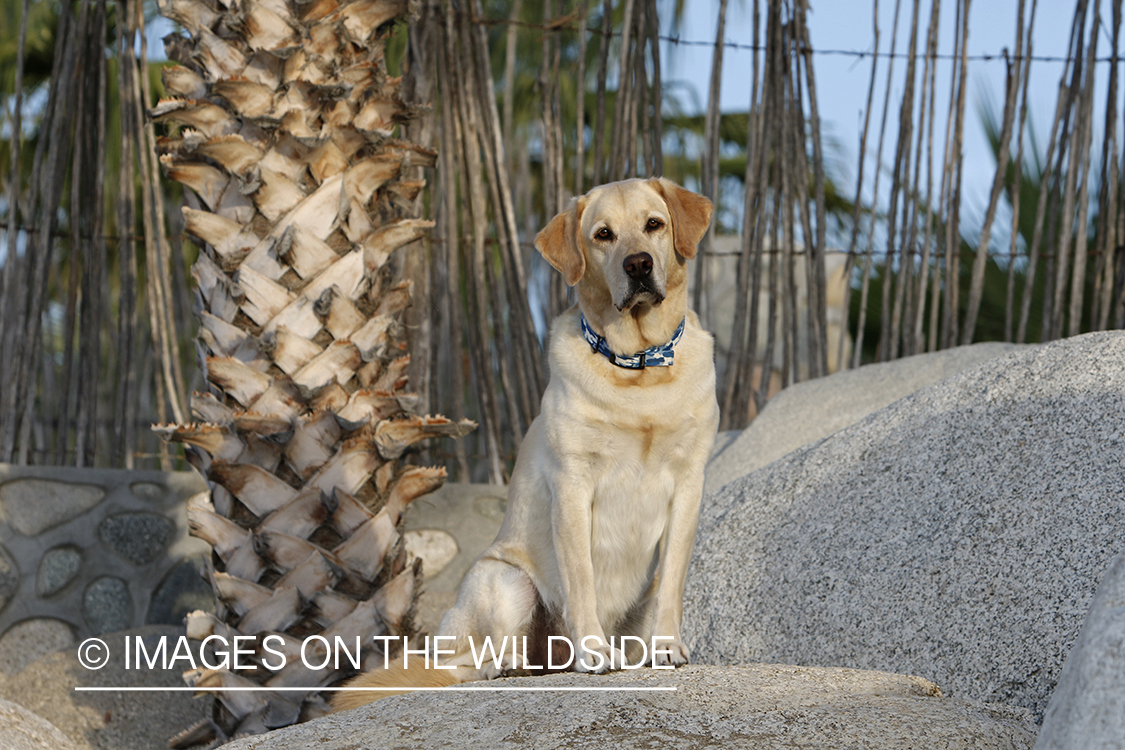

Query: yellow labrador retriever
[335,177,716,709]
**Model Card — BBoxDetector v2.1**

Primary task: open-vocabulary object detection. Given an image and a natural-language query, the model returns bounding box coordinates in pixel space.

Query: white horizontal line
[73,686,677,692]
[74,688,679,697]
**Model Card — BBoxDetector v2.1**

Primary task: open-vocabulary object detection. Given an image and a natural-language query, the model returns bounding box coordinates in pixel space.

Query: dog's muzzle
[618,252,664,310]
[620,284,665,311]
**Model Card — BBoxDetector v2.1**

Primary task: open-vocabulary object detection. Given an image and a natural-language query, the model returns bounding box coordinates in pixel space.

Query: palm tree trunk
[153,0,473,742]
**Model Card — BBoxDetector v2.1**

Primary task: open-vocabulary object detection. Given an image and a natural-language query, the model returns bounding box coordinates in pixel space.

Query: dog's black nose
[623,252,653,279]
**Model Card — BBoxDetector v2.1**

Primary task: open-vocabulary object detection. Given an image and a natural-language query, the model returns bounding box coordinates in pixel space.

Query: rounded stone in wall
[0,699,80,750]
[0,618,75,675]
[99,513,173,566]
[130,481,167,503]
[83,577,133,635]
[36,545,83,597]
[404,529,459,579]
[0,478,105,535]
[473,495,507,522]
[0,543,17,615]
[147,558,213,626]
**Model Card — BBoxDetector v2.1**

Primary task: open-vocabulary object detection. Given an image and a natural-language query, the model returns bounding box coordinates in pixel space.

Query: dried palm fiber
[151,0,473,745]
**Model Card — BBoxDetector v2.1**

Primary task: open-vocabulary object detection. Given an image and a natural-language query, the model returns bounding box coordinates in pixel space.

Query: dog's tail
[330,654,466,712]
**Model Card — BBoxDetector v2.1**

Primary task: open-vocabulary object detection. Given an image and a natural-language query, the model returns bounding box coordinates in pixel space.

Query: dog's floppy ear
[534,198,586,286]
[651,178,713,259]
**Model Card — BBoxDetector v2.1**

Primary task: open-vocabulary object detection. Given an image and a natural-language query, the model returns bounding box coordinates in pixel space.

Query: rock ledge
[225,664,1037,750]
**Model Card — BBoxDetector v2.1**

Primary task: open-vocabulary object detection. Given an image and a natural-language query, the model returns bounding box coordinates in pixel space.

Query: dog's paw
[477,661,504,680]
[574,642,626,674]
[651,638,690,668]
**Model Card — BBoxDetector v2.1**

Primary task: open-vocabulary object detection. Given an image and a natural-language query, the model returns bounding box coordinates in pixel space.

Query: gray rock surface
[0,479,106,536]
[128,482,166,503]
[82,578,133,636]
[146,558,212,627]
[710,429,741,459]
[685,332,1125,722]
[0,625,209,750]
[225,665,1037,749]
[0,465,210,643]
[99,513,173,566]
[37,546,82,597]
[0,618,74,676]
[0,698,80,750]
[1034,551,1125,749]
[403,483,506,634]
[705,341,1026,493]
[0,545,15,614]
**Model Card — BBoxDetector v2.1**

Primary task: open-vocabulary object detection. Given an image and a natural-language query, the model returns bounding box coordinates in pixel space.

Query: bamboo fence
[1,0,1123,478]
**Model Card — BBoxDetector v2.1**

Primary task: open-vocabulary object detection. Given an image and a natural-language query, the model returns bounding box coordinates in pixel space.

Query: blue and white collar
[580,314,685,369]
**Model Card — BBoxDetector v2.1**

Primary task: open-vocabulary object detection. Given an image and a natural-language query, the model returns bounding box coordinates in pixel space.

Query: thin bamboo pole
[442,0,505,483]
[694,0,728,321]
[911,0,940,354]
[609,0,636,182]
[933,0,963,351]
[899,0,936,356]
[137,5,186,428]
[883,0,921,361]
[404,0,440,426]
[1094,0,1122,331]
[540,0,559,230]
[962,0,1025,344]
[15,0,81,465]
[436,33,471,481]
[1005,0,1037,342]
[0,0,31,463]
[57,21,93,465]
[941,0,971,350]
[593,0,612,185]
[1066,0,1099,338]
[755,3,785,417]
[1039,4,1086,340]
[790,41,818,382]
[637,2,652,176]
[575,1,589,194]
[1016,13,1074,343]
[780,43,797,389]
[75,0,109,466]
[552,4,566,206]
[469,0,547,401]
[126,40,171,468]
[540,0,568,320]
[502,0,524,153]
[467,0,536,430]
[648,0,663,176]
[839,0,881,371]
[854,0,903,367]
[719,0,763,429]
[625,1,641,178]
[796,0,828,379]
[1048,0,1090,341]
[114,0,140,468]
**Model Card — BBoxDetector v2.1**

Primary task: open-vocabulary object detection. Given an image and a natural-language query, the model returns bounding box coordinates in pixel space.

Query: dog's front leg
[649,471,705,667]
[550,477,623,674]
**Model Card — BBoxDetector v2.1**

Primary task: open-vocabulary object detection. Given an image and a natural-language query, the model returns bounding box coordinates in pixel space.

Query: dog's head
[534,178,713,313]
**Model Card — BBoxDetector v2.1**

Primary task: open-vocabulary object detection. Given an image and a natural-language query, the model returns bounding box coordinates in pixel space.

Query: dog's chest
[576,440,669,618]
[587,440,675,544]
[577,398,701,560]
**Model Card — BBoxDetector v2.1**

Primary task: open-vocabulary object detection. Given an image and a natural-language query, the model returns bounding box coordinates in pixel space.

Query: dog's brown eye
[595,226,614,241]
[645,218,664,232]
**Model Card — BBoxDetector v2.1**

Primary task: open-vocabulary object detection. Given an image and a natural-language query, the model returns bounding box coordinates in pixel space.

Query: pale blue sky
[661,0,1115,248]
[140,1,1114,250]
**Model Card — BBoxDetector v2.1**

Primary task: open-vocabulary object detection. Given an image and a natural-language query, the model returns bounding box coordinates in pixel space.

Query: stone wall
[0,465,212,674]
